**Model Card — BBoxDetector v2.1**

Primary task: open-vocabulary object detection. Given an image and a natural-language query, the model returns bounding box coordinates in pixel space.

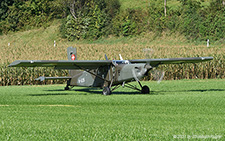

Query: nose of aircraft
[143,64,152,75]
[144,64,152,70]
[134,65,150,78]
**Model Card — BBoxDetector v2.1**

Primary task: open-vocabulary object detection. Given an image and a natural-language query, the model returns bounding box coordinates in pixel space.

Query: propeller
[151,68,165,84]
[143,48,154,59]
[142,48,165,84]
[132,66,148,83]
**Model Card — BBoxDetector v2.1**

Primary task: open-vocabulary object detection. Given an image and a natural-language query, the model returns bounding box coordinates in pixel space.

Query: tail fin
[67,47,77,60]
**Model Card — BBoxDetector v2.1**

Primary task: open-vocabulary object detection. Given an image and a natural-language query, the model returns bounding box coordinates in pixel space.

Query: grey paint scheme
[8,47,213,90]
[66,63,147,88]
[9,57,213,69]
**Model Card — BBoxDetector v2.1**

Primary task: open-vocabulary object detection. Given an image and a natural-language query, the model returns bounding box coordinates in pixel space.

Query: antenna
[105,54,109,60]
[119,54,123,60]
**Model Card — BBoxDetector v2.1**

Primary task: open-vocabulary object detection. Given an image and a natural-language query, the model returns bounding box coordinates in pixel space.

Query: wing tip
[203,57,213,61]
[8,60,21,67]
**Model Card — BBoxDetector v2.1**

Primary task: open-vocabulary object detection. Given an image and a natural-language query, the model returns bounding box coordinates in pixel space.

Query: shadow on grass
[112,91,159,95]
[28,93,73,96]
[187,89,225,92]
[59,87,160,95]
[158,88,225,93]
[27,87,224,96]
[26,87,159,96]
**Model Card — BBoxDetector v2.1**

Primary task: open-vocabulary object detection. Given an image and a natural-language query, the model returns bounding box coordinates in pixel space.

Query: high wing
[129,57,213,67]
[8,60,112,69]
[8,57,213,69]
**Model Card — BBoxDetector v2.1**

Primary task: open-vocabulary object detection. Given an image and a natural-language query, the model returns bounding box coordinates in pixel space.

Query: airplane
[9,47,213,95]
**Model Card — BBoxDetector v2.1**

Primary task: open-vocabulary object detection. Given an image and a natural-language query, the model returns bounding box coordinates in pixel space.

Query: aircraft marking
[71,54,76,60]
[78,77,85,83]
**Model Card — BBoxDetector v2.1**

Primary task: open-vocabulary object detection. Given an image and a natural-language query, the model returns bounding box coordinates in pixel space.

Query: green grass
[0,79,224,140]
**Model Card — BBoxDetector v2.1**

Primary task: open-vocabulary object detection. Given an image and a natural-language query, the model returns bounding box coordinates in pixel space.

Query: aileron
[130,57,213,67]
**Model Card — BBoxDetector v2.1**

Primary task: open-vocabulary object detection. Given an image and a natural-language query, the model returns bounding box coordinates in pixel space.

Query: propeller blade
[143,48,154,59]
[151,69,165,84]
[143,48,164,83]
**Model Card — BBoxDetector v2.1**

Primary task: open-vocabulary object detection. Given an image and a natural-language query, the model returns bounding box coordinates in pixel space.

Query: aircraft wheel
[141,85,150,94]
[64,86,70,91]
[102,87,111,95]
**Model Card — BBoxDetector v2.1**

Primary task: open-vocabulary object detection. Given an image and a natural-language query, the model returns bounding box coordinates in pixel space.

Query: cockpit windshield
[113,60,130,65]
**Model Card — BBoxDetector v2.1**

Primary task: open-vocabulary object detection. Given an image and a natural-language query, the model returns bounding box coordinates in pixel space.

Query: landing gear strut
[103,82,150,95]
[124,83,150,94]
[137,81,150,94]
[64,79,71,91]
[102,87,111,95]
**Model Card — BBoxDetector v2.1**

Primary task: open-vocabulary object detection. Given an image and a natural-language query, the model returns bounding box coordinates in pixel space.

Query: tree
[61,0,89,19]
[209,0,225,11]
[0,0,15,21]
[60,0,120,40]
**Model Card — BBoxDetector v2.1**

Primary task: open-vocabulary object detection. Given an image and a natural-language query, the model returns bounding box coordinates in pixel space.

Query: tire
[141,85,150,94]
[64,86,70,90]
[102,87,111,95]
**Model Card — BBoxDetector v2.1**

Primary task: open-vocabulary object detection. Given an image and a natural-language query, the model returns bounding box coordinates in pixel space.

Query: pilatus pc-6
[9,47,213,95]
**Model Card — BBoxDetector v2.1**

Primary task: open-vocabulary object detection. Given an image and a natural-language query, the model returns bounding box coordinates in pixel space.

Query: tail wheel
[141,85,150,94]
[64,86,70,90]
[64,79,71,91]
[102,87,111,95]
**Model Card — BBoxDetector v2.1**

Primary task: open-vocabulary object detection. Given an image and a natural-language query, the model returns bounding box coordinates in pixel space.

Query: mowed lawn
[0,79,224,140]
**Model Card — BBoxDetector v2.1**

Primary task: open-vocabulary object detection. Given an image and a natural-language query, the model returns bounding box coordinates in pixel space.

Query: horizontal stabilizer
[35,76,72,81]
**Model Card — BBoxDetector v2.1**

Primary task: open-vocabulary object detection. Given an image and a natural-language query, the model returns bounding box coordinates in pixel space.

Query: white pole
[207,39,209,47]
[164,0,167,17]
[54,40,56,47]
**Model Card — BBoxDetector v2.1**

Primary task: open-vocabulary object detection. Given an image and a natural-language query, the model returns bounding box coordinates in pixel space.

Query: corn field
[0,65,68,86]
[0,40,224,86]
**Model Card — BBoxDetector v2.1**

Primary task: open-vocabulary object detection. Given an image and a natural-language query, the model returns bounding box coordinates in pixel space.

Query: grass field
[0,79,224,140]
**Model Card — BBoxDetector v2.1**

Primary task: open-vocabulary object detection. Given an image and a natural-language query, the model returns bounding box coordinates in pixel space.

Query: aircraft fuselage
[68,63,148,88]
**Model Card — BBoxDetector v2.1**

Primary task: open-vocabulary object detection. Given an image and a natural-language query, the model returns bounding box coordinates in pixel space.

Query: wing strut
[72,63,111,83]
[109,66,116,88]
[35,76,72,81]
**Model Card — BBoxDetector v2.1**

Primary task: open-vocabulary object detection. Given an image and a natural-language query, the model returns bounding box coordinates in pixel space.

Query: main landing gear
[102,82,150,95]
[102,87,111,95]
[141,85,150,94]
[124,83,150,94]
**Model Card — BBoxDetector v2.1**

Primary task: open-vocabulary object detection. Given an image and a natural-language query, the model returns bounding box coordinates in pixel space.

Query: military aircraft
[9,47,213,95]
